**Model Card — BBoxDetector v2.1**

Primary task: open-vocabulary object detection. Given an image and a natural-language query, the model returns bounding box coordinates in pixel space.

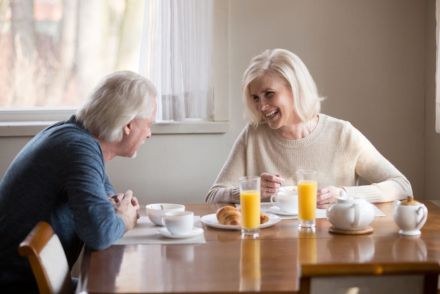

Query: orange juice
[240,190,260,229]
[298,181,317,221]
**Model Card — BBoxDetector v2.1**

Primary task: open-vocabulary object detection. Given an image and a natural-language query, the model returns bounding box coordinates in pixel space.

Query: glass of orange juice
[239,176,261,239]
[296,169,317,228]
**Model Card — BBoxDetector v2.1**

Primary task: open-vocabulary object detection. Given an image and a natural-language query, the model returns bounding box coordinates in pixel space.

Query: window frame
[436,0,440,133]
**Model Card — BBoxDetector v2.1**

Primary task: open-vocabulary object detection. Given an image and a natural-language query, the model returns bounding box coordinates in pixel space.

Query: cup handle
[415,205,428,230]
[352,203,360,228]
[270,194,276,204]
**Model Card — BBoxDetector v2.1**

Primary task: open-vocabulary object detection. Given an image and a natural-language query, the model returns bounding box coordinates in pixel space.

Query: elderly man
[0,71,157,292]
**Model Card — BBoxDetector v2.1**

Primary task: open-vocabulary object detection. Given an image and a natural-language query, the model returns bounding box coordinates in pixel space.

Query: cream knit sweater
[205,114,412,203]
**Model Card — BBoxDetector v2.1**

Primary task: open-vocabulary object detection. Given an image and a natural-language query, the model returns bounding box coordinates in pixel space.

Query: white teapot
[327,192,375,231]
[393,196,427,236]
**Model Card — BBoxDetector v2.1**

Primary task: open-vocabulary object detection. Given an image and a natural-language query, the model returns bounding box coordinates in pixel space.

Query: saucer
[159,227,204,239]
[329,226,373,235]
[399,229,421,236]
[268,206,297,216]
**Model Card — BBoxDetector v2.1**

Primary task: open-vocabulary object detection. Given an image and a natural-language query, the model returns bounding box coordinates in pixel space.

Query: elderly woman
[0,71,156,292]
[205,48,412,207]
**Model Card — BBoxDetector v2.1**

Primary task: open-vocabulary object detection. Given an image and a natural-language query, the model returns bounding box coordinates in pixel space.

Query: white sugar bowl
[327,195,375,231]
[393,197,428,236]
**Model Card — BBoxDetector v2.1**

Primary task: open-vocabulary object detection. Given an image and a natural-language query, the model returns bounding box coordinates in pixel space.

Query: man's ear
[123,121,133,136]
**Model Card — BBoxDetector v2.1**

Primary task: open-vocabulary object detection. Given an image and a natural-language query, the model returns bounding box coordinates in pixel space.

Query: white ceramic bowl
[146,203,185,226]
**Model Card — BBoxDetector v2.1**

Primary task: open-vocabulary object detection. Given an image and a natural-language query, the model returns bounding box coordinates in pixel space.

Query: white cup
[146,203,185,226]
[163,211,194,235]
[270,186,298,213]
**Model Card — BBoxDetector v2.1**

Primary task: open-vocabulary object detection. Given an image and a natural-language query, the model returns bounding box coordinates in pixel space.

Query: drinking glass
[296,169,317,228]
[239,176,261,239]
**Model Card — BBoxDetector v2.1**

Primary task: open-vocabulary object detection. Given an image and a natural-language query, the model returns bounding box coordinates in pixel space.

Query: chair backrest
[18,221,72,294]
[299,262,440,294]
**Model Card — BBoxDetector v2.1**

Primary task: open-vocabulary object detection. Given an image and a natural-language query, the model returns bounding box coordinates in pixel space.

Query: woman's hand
[317,186,344,209]
[260,172,285,201]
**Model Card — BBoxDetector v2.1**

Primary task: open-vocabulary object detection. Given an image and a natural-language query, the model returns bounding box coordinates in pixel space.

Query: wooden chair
[299,262,440,294]
[18,221,73,294]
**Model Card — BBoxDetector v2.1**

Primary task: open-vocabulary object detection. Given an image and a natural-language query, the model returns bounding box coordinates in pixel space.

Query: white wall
[0,0,430,204]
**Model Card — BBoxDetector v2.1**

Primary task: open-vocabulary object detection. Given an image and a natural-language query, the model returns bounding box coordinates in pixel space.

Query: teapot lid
[336,191,370,204]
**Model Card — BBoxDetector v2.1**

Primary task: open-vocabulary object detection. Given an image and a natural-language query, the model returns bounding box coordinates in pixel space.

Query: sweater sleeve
[64,139,125,250]
[104,174,116,196]
[343,124,413,202]
[205,127,248,203]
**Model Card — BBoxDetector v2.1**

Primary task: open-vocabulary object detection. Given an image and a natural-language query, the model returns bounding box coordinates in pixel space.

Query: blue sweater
[0,116,125,289]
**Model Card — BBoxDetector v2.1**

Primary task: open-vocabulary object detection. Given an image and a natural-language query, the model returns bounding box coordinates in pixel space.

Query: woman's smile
[264,108,280,121]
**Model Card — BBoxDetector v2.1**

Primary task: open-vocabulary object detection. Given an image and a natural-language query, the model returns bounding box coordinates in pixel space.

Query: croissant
[216,206,241,225]
[216,206,270,225]
[260,212,269,224]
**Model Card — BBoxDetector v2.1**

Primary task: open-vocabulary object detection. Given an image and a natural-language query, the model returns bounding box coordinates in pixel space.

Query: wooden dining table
[76,200,440,294]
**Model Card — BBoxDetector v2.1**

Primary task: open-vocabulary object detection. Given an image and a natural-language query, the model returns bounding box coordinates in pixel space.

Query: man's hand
[109,193,124,207]
[115,190,140,231]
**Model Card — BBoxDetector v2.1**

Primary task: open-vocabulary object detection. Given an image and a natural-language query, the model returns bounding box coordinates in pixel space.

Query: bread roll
[216,206,241,225]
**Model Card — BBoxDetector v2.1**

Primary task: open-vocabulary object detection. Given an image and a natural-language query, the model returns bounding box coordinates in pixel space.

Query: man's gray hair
[242,49,324,125]
[77,71,157,142]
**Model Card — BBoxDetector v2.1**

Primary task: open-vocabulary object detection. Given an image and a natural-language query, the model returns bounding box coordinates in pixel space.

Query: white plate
[200,213,281,230]
[158,227,204,239]
[268,206,298,216]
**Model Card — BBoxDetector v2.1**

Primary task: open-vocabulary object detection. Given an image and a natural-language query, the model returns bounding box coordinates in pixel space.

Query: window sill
[0,120,229,137]
[152,120,228,134]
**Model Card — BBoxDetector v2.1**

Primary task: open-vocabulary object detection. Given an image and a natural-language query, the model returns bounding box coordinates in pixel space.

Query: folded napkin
[114,216,206,245]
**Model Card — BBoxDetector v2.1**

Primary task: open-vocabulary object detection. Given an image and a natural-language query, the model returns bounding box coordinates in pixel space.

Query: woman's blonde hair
[76,71,157,142]
[242,49,324,125]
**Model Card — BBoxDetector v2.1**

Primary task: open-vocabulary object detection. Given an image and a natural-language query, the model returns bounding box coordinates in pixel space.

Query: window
[0,0,143,110]
[0,0,228,134]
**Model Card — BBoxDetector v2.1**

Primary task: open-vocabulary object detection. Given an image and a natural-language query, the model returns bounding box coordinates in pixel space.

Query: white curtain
[140,0,214,122]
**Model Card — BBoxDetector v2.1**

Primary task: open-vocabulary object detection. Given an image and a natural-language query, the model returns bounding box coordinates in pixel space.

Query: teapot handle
[352,202,360,228]
[327,203,335,215]
[415,204,428,230]
[393,200,400,214]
